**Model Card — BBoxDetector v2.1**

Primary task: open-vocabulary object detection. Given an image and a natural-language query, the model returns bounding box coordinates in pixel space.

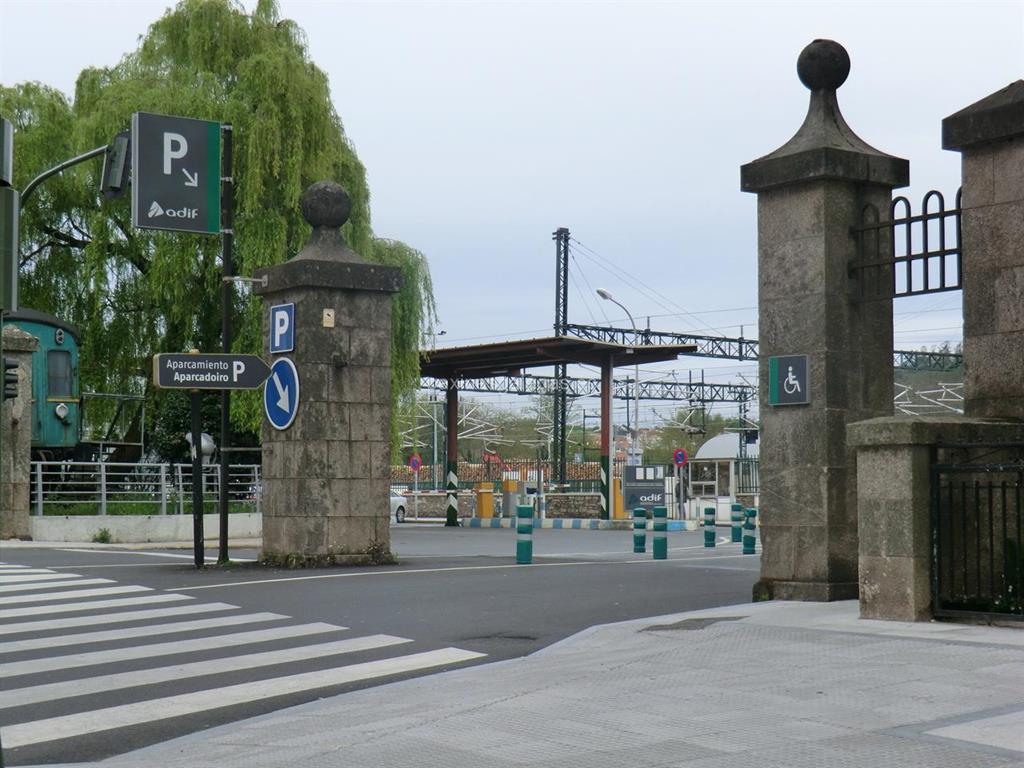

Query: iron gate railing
[850,188,963,302]
[932,456,1024,621]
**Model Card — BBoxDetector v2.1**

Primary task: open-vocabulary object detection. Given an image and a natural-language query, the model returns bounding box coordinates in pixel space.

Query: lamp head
[596,288,613,301]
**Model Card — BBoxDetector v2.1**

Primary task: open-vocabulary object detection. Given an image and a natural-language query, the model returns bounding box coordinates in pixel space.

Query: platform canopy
[419,335,696,380]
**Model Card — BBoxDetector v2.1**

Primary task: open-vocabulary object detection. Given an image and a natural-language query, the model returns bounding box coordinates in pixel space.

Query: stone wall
[546,493,601,519]
[1,326,36,540]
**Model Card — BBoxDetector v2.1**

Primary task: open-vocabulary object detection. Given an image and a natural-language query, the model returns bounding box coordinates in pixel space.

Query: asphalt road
[0,526,758,765]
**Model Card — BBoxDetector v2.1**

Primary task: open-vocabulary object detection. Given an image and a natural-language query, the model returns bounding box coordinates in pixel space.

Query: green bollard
[743,508,757,555]
[652,506,668,560]
[516,504,533,564]
[703,506,716,548]
[633,507,646,553]
[730,503,743,543]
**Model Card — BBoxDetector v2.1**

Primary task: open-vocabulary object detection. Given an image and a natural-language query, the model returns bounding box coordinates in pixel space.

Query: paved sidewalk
[37,601,1024,768]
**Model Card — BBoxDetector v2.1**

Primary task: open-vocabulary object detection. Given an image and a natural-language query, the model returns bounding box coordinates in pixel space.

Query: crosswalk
[0,561,485,759]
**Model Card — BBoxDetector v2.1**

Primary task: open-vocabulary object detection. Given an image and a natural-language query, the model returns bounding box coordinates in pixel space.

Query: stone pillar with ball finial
[254,181,402,566]
[740,40,909,601]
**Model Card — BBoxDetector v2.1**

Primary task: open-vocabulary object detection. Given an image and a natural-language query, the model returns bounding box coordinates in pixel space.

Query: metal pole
[600,357,613,520]
[191,392,205,568]
[218,123,234,565]
[159,464,167,516]
[445,379,459,526]
[20,145,107,206]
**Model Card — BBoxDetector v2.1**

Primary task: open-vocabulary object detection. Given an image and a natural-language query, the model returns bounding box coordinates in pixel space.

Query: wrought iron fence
[850,189,962,302]
[31,461,262,516]
[932,453,1024,621]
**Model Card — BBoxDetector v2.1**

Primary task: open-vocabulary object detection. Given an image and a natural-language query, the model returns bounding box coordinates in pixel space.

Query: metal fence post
[704,506,716,548]
[159,464,168,516]
[33,462,43,517]
[176,463,185,515]
[652,506,668,560]
[254,465,261,517]
[99,461,107,516]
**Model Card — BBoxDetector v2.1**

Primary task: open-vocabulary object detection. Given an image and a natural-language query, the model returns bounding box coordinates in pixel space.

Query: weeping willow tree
[1,0,434,456]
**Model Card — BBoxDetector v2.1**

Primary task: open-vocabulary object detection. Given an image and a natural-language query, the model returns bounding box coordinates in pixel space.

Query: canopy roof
[420,335,696,380]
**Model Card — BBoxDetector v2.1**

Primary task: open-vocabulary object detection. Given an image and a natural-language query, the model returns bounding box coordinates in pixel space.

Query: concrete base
[27,513,262,544]
[755,578,858,602]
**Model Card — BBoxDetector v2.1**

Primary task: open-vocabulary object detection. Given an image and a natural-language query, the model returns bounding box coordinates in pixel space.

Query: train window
[48,350,72,396]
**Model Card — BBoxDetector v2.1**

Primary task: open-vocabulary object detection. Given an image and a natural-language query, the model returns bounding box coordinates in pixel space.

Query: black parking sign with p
[131,112,221,235]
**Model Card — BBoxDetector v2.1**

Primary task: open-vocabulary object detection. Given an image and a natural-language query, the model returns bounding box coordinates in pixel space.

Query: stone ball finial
[797,39,850,92]
[300,181,352,230]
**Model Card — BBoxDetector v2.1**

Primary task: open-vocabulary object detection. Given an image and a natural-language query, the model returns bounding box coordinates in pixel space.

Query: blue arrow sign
[264,357,299,430]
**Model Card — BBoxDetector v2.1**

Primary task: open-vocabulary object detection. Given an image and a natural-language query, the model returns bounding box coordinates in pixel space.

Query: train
[4,308,142,462]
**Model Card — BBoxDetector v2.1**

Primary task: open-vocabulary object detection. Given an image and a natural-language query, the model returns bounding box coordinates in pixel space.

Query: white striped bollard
[652,506,667,560]
[704,506,716,548]
[516,503,533,564]
[633,507,646,553]
[743,508,757,555]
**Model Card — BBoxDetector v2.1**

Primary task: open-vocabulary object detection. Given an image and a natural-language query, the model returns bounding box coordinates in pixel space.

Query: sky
[2,0,1023,431]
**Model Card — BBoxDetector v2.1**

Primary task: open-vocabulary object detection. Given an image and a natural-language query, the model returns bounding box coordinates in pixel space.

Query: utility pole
[218,124,234,565]
[552,227,569,487]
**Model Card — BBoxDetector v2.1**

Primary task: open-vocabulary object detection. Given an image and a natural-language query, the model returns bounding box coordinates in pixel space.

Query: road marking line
[2,634,414,708]
[170,554,759,591]
[0,568,55,574]
[2,647,485,748]
[0,612,289,653]
[0,578,113,594]
[0,623,346,677]
[0,603,237,636]
[0,594,191,620]
[0,585,151,605]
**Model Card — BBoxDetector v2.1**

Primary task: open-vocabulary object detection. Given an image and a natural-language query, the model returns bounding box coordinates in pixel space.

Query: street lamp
[596,289,640,465]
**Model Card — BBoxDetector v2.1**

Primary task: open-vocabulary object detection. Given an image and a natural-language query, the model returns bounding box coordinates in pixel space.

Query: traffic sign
[270,303,295,354]
[132,112,221,234]
[264,357,300,431]
[409,453,423,471]
[673,448,689,467]
[768,354,810,406]
[152,353,271,390]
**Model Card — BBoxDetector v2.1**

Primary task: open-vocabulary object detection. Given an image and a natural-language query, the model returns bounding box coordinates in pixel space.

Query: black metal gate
[932,455,1024,621]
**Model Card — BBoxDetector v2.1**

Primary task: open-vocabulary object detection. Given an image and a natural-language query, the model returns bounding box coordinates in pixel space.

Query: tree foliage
[1,0,434,458]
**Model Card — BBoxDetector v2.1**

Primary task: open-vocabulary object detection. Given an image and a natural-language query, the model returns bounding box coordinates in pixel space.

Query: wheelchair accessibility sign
[768,355,809,406]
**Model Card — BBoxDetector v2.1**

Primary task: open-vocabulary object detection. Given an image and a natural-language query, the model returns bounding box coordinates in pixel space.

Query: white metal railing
[30,461,262,516]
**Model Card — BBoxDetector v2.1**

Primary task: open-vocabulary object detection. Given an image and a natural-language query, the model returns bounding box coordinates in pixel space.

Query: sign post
[131,112,222,234]
[152,351,271,567]
[673,448,689,519]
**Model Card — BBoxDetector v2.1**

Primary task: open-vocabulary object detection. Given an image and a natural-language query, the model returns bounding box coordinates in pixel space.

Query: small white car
[390,492,407,523]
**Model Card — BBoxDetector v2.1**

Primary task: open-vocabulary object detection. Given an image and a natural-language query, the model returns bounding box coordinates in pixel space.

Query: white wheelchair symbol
[783,366,802,395]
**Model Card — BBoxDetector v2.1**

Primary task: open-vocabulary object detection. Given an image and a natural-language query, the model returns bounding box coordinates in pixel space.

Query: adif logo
[639,494,661,502]
[147,201,198,219]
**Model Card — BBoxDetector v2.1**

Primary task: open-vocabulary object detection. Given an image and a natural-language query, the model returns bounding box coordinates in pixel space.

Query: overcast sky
[2,0,1022,426]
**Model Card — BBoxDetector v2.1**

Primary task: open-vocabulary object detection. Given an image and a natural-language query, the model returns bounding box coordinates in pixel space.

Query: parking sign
[270,303,295,354]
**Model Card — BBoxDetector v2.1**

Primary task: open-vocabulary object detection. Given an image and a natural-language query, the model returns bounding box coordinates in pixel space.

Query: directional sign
[152,353,271,390]
[768,354,810,406]
[264,357,300,431]
[270,303,295,354]
[673,448,689,467]
[132,112,221,234]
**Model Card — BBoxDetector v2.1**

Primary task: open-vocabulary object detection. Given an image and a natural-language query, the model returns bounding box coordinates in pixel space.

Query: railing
[31,461,262,516]
[932,456,1023,621]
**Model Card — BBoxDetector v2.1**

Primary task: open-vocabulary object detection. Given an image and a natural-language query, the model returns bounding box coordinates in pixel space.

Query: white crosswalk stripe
[0,578,113,593]
[0,593,191,619]
[0,602,237,636]
[0,562,486,757]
